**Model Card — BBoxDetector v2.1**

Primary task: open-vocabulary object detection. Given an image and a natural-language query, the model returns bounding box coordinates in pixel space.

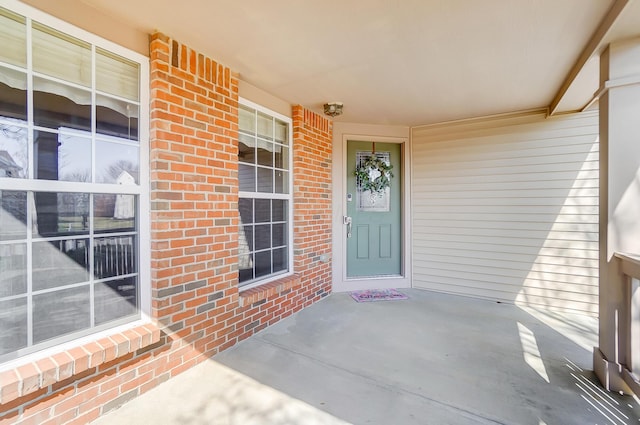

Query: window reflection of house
[114,170,135,219]
[0,149,21,177]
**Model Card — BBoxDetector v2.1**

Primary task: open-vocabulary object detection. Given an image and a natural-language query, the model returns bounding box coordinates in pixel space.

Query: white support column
[595,36,640,394]
[631,277,640,374]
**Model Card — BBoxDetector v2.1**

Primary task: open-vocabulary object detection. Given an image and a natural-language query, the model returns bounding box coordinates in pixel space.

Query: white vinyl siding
[411,111,599,316]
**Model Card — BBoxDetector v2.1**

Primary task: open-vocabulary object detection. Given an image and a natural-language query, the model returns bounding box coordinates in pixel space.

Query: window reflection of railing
[615,252,640,395]
[94,236,136,279]
[32,236,137,285]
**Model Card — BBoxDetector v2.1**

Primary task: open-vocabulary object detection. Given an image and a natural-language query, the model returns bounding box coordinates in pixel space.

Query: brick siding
[0,33,332,425]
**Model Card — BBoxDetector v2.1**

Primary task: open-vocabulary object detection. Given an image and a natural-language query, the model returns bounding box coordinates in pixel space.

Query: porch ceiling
[29,0,640,126]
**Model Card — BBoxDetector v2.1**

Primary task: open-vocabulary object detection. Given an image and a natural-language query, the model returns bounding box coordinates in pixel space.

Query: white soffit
[31,0,636,125]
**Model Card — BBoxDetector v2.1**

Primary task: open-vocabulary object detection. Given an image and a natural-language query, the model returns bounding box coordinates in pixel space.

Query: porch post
[595,36,640,393]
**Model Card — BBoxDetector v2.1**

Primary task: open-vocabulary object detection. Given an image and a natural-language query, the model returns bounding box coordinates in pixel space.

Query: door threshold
[346,274,404,280]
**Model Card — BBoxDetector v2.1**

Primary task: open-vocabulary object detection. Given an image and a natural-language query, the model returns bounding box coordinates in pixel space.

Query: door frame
[332,133,412,292]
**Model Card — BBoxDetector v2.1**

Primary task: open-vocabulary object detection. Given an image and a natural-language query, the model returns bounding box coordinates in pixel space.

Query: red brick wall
[0,33,333,425]
[292,106,333,301]
[148,32,241,356]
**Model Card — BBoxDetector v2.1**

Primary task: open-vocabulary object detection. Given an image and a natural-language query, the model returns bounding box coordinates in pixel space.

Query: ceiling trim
[548,0,632,116]
[411,108,548,131]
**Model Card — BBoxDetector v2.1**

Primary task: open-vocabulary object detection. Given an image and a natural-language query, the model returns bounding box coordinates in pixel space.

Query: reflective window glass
[0,243,27,296]
[0,190,26,240]
[33,192,89,238]
[0,6,145,363]
[236,104,291,287]
[95,140,139,184]
[57,131,91,182]
[94,277,138,325]
[32,239,90,290]
[0,67,27,121]
[33,286,90,344]
[94,236,137,279]
[33,77,91,132]
[0,297,27,355]
[0,117,28,178]
[94,193,136,233]
[239,164,255,192]
[96,95,138,140]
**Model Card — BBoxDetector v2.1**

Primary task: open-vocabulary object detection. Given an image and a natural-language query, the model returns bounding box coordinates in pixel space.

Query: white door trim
[332,133,412,292]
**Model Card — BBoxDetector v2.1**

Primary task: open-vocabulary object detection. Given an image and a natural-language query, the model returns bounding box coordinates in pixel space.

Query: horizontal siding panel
[414,212,598,224]
[414,262,597,284]
[413,226,597,242]
[412,126,598,150]
[416,176,599,191]
[413,219,598,233]
[413,135,598,163]
[416,252,598,276]
[413,242,598,262]
[413,169,599,185]
[414,263,598,288]
[412,196,599,207]
[411,111,599,315]
[413,204,599,216]
[419,152,598,173]
[416,187,598,199]
[417,233,598,250]
[412,160,598,179]
[415,178,599,192]
[414,243,598,262]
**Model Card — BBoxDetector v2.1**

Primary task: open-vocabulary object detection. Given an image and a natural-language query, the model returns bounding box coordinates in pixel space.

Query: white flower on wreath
[368,167,382,182]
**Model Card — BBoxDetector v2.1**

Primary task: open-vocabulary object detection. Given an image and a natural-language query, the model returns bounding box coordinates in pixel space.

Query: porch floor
[92,290,640,425]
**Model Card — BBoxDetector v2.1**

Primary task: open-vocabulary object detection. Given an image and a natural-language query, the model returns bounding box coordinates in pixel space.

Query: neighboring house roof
[116,169,139,184]
[0,150,21,174]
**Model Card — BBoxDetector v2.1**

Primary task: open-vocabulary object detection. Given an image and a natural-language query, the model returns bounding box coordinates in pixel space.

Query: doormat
[350,288,408,303]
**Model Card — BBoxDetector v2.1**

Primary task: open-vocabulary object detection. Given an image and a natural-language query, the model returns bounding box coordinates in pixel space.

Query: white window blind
[0,15,139,120]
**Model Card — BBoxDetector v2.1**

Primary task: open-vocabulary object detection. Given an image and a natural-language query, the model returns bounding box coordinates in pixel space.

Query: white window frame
[0,0,150,363]
[237,98,294,291]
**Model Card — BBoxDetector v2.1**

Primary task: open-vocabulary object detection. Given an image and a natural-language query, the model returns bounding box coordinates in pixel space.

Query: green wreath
[354,155,394,195]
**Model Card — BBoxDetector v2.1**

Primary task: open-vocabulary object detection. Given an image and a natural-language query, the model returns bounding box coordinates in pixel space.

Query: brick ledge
[239,274,301,307]
[0,323,161,405]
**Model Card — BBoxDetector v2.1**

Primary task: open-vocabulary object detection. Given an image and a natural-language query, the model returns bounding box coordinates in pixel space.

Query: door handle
[343,216,352,238]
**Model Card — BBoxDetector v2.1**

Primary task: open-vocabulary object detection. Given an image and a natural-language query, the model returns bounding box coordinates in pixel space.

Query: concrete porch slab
[93,290,640,425]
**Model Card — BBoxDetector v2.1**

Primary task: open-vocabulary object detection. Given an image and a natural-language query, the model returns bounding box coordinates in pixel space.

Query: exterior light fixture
[323,102,343,117]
